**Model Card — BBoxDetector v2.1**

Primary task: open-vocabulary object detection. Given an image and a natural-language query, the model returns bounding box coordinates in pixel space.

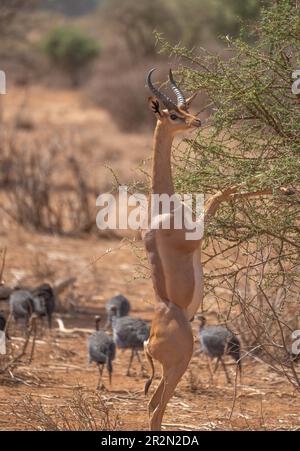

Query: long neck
[151,122,174,195]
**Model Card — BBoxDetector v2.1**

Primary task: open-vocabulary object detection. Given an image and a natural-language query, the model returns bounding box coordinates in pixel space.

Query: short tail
[144,345,155,395]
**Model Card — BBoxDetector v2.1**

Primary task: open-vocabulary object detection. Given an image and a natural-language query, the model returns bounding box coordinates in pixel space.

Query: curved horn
[169,69,187,110]
[147,68,177,111]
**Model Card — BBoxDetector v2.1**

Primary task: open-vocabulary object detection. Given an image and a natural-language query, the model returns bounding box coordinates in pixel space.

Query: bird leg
[126,349,135,376]
[206,355,214,385]
[97,364,105,390]
[28,316,37,364]
[220,357,232,384]
[4,313,11,340]
[213,357,220,374]
[38,317,44,337]
[237,362,242,385]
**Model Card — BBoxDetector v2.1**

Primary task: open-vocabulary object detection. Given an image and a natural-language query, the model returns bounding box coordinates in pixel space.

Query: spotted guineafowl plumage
[88,315,116,388]
[31,283,55,328]
[105,294,131,329]
[197,315,241,383]
[111,308,150,376]
[9,289,34,325]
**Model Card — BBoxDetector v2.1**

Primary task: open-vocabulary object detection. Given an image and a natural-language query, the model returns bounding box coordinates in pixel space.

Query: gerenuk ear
[148,96,162,118]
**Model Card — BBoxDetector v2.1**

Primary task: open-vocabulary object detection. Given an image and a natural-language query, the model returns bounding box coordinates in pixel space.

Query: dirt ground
[0,87,299,431]
[0,229,300,431]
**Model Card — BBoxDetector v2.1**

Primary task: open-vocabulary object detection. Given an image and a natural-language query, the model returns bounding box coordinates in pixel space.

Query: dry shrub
[3,140,62,232]
[11,389,120,431]
[0,1,37,37]
[0,136,97,235]
[231,284,300,384]
[0,49,48,87]
[0,1,47,86]
[205,239,300,389]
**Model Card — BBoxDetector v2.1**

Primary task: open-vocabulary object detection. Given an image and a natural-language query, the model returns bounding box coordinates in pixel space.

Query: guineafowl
[88,315,116,389]
[110,307,150,376]
[197,315,241,383]
[9,284,55,332]
[105,294,131,329]
[31,283,55,328]
[9,288,34,326]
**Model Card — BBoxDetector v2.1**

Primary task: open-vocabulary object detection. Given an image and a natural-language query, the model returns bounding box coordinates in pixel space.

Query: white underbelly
[186,252,203,320]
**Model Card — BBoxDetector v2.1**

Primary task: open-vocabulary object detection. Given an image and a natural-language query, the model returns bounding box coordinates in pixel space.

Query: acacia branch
[204,186,297,226]
[204,185,240,225]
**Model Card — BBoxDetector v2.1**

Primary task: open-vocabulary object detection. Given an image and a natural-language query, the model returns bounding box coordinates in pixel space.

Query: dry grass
[0,231,300,431]
[10,389,120,431]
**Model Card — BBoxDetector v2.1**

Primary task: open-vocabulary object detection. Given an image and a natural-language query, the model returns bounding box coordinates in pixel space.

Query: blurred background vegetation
[0,0,266,131]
